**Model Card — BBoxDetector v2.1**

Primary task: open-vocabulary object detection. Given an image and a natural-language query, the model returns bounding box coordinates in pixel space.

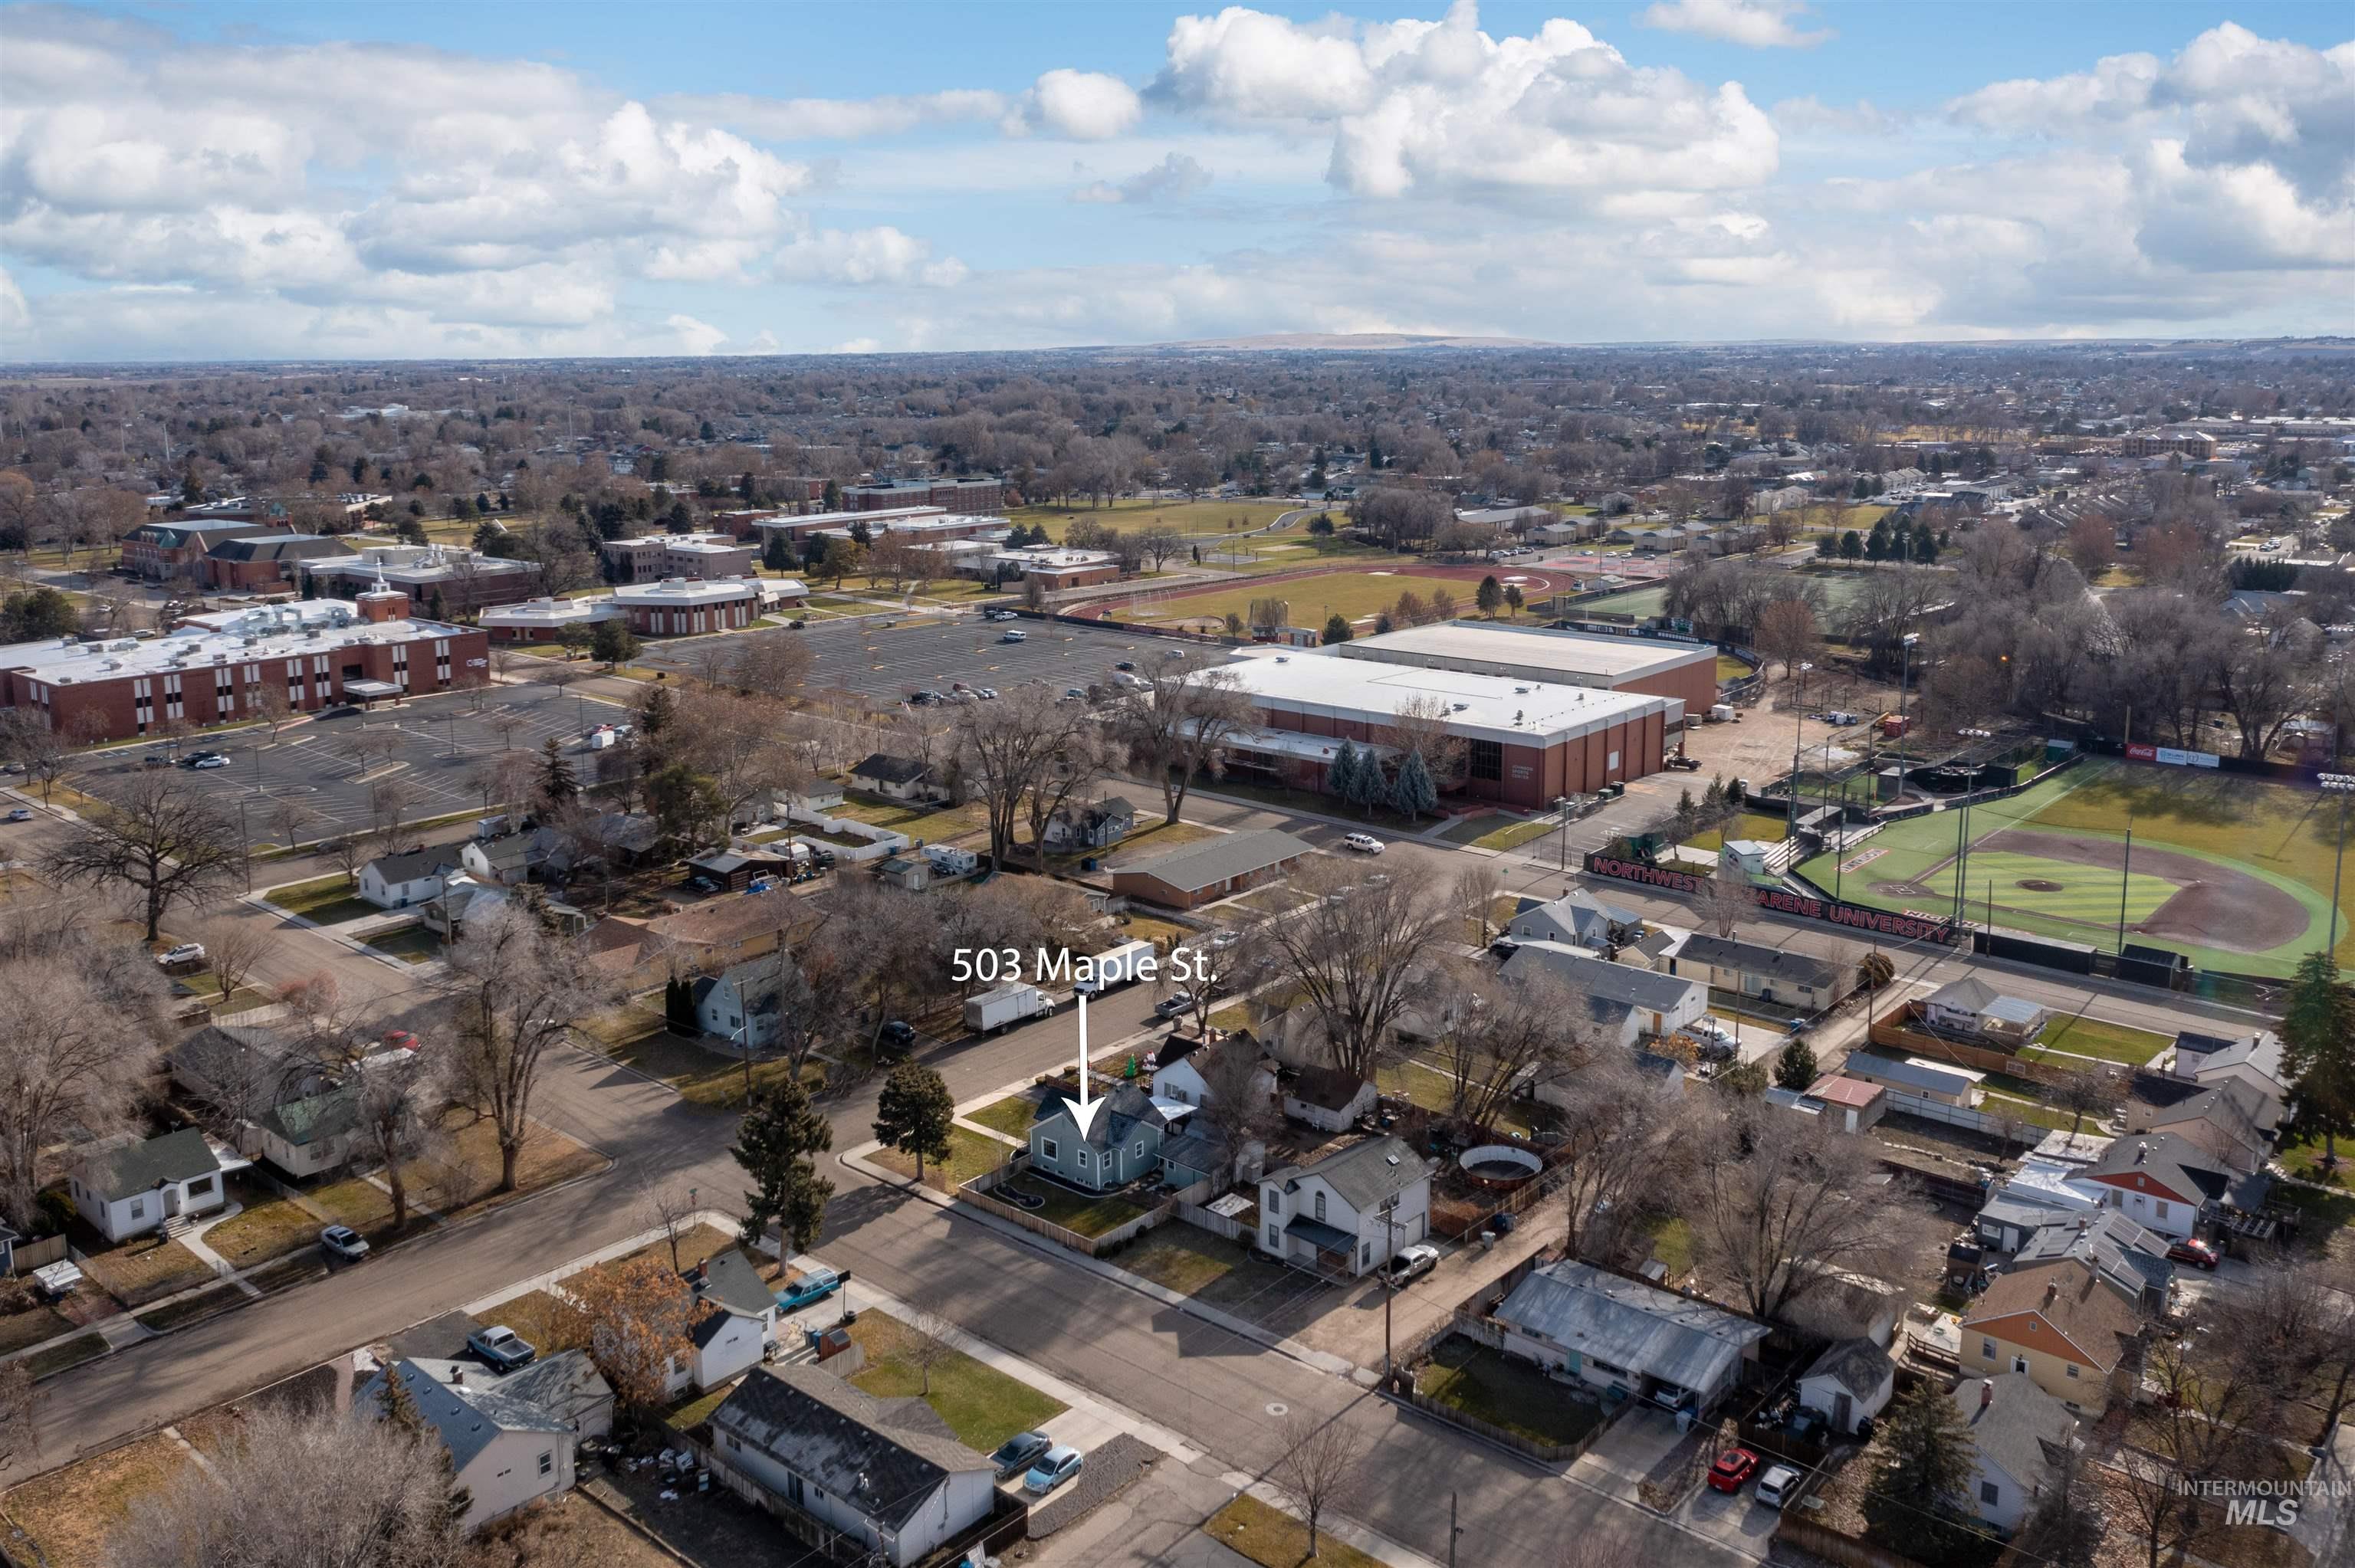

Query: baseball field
[1795,756,2355,977]
[1112,564,1575,633]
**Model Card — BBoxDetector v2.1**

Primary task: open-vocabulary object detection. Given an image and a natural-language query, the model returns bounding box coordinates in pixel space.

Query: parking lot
[71,679,627,846]
[636,613,1188,707]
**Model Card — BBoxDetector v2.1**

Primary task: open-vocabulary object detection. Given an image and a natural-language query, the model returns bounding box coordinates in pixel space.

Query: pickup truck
[776,1265,845,1313]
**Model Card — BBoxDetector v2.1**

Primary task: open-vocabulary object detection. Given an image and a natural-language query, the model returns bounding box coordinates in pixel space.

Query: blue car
[1023,1445,1083,1496]
[776,1265,843,1313]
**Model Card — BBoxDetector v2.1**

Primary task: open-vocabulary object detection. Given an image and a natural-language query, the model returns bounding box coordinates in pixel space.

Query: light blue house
[1027,1084,1168,1192]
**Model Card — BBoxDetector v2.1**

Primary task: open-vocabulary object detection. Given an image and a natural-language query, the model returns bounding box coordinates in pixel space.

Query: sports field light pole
[1786,661,1814,838]
[1895,634,1920,752]
[2324,774,2355,959]
[2117,817,2134,955]
[1951,728,1992,927]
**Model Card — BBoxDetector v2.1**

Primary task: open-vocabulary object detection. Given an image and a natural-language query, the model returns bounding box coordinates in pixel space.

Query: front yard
[67,1223,215,1307]
[0,1289,74,1355]
[964,1091,1043,1140]
[201,1178,321,1268]
[361,923,444,965]
[844,1310,1067,1454]
[873,1125,1014,1189]
[1417,1337,1604,1448]
[0,1430,192,1568]
[1204,1496,1383,1568]
[261,873,377,925]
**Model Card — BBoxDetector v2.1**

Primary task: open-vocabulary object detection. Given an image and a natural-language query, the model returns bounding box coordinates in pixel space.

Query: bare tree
[639,1173,701,1274]
[192,913,274,1011]
[1387,692,1468,792]
[1108,654,1255,824]
[317,834,367,884]
[1686,1107,1909,1320]
[41,773,242,940]
[1251,860,1453,1080]
[895,1286,964,1398]
[1189,1039,1278,1182]
[442,901,616,1191]
[1265,1411,1368,1560]
[267,797,318,854]
[353,1042,447,1232]
[369,778,419,856]
[1754,598,1820,680]
[957,687,1097,867]
[1542,1053,1693,1261]
[110,1393,472,1568]
[0,710,65,805]
[1699,859,1753,940]
[2047,1068,2123,1140]
[1428,966,1591,1133]
[1451,861,1505,946]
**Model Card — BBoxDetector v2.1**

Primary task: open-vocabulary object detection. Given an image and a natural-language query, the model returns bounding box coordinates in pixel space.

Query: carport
[341,678,404,710]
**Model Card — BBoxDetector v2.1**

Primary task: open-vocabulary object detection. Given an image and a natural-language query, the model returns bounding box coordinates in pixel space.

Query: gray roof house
[1497,941,1706,1047]
[1796,1337,1896,1435]
[357,1356,585,1531]
[1109,828,1313,909]
[1506,888,1644,952]
[1493,1260,1769,1415]
[2013,1210,2174,1315]
[1949,1373,2081,1534]
[1258,1136,1433,1279]
[708,1365,997,1568]
[1028,1084,1169,1193]
[1922,976,2049,1043]
[1667,933,1851,1007]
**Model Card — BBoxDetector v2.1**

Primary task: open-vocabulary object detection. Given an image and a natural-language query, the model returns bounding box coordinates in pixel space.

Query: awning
[1281,1216,1356,1255]
[343,679,402,698]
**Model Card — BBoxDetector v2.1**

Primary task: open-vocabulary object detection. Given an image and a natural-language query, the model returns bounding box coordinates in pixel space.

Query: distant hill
[1155,331,1555,352]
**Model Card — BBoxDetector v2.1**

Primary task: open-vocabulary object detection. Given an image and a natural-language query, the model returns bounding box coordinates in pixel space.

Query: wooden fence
[959,1155,1178,1258]
[1867,1002,2078,1087]
[1174,1199,1247,1241]
[1394,1377,1613,1465]
[5,1234,67,1275]
[1773,1513,1935,1568]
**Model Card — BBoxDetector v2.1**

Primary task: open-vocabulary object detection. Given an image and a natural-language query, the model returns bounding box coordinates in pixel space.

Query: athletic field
[1796,756,2355,977]
[1115,566,1574,633]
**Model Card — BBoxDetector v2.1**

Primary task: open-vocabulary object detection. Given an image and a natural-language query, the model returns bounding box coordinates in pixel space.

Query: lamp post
[2324,774,2355,961]
[1896,633,1920,750]
[1786,661,1814,838]
[1951,728,1992,926]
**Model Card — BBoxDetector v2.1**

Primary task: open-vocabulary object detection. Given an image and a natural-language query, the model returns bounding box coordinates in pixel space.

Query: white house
[1282,1066,1377,1133]
[849,753,934,802]
[1492,1258,1769,1416]
[419,874,509,940]
[69,1128,235,1243]
[695,958,787,1051]
[401,1350,615,1442]
[1258,1137,1431,1278]
[711,1365,998,1568]
[1498,941,1707,1048]
[359,848,454,909]
[2166,1029,2290,1127]
[680,1302,767,1394]
[1506,887,1644,953]
[169,1024,360,1179]
[1797,1337,1896,1435]
[2061,1133,2261,1242]
[1922,976,2050,1045]
[360,1359,582,1532]
[1041,796,1138,851]
[460,832,549,887]
[678,1250,780,1391]
[1949,1373,2081,1534]
[1151,1039,1276,1110]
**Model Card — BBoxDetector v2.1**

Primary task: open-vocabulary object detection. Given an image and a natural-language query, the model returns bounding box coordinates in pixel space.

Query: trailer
[964,983,1051,1035]
[922,843,980,877]
[1073,938,1156,997]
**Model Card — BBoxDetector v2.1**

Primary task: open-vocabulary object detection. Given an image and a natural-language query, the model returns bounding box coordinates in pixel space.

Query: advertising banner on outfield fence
[2129,743,2219,769]
[1584,853,1961,946]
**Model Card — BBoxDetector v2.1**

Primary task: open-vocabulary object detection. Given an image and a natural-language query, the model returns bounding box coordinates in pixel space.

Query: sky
[1,0,2349,361]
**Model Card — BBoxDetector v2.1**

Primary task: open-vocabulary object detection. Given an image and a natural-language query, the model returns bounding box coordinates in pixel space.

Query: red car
[2166,1238,2219,1270]
[1708,1448,1760,1494]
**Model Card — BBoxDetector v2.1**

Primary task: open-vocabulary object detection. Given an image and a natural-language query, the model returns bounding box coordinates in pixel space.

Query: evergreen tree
[823,479,842,510]
[1864,526,1889,563]
[1913,528,1939,564]
[1346,750,1388,817]
[763,532,790,570]
[1327,740,1361,805]
[2282,951,2355,1173]
[426,588,446,622]
[1475,575,1504,617]
[1322,614,1353,645]
[1191,543,1201,565]
[1503,584,1524,617]
[849,519,873,546]
[636,684,676,752]
[872,1061,957,1183]
[1773,1036,1818,1091]
[1367,435,1384,471]
[1702,776,1726,817]
[1673,787,1700,841]
[591,618,640,667]
[733,1075,834,1254]
[537,736,576,808]
[1838,529,1864,560]
[1389,749,1438,820]
[1862,1380,1982,1565]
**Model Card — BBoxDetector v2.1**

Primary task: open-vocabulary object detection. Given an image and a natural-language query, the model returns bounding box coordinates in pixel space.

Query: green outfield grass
[1011,497,1299,539]
[1798,758,2355,977]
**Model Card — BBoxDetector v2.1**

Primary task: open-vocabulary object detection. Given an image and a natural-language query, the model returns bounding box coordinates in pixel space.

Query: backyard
[844,1310,1066,1453]
[989,1172,1151,1237]
[2018,1014,2174,1066]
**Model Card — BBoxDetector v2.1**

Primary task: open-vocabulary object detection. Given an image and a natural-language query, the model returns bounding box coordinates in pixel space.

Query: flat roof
[1213,650,1679,746]
[1335,622,1715,685]
[478,597,621,626]
[750,507,945,530]
[611,577,766,605]
[12,615,462,684]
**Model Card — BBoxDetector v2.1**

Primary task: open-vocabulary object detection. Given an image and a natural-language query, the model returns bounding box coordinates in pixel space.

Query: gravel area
[1026,1433,1160,1537]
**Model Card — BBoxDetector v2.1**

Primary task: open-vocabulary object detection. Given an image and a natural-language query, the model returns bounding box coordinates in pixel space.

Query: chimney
[1979,1379,1994,1409]
[2044,1278,2060,1306]
[452,1366,465,1386]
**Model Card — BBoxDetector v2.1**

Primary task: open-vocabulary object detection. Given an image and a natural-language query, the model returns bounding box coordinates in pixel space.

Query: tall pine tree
[1389,749,1438,821]
[2282,950,2355,1173]
[733,1076,835,1254]
[537,736,576,808]
[873,1061,957,1183]
[1326,740,1361,806]
[1346,749,1388,816]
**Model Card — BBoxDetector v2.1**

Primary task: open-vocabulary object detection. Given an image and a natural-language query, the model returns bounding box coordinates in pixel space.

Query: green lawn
[1685,812,1791,852]
[1418,1338,1603,1448]
[1472,816,1559,852]
[363,924,443,964]
[665,1382,735,1432]
[964,1094,1043,1140]
[2019,1014,2173,1067]
[1981,1091,2076,1132]
[990,1176,1150,1236]
[874,1124,1016,1189]
[1716,654,1756,682]
[826,793,987,842]
[1011,497,1299,540]
[846,1310,1067,1454]
[263,874,376,924]
[1645,1215,1695,1279]
[203,1184,321,1268]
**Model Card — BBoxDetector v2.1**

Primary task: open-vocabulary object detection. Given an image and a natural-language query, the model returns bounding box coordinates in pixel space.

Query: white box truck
[964,983,1049,1035]
[1073,938,1155,997]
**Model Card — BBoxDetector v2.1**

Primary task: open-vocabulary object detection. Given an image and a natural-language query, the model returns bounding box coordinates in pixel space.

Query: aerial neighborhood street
[2,8,2353,1564]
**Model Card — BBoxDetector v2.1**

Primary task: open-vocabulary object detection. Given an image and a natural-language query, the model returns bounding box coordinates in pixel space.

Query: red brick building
[121,521,294,581]
[0,590,488,741]
[843,477,1004,513]
[1333,622,1719,717]
[198,534,352,591]
[609,577,801,636]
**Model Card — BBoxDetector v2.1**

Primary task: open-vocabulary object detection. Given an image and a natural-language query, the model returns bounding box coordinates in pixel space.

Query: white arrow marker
[1075,992,1092,1111]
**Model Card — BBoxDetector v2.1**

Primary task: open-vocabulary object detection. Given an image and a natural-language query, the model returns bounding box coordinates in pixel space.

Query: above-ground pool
[1459,1144,1542,1190]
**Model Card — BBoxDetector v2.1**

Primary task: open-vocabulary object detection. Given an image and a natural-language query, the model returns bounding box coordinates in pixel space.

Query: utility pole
[1448,1492,1460,1568]
[2322,776,2354,958]
[2118,819,2134,954]
[1381,1201,1400,1386]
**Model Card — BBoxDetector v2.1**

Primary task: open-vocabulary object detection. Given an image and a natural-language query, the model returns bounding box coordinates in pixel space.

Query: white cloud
[1636,0,1832,51]
[652,89,1009,142]
[775,227,967,288]
[1013,69,1145,139]
[1770,97,1907,136]
[1072,153,1213,204]
[664,313,730,356]
[1152,3,1778,198]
